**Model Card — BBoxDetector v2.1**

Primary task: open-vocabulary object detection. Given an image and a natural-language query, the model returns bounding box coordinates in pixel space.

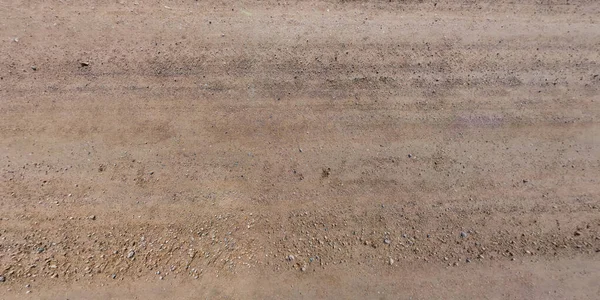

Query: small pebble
[383,238,391,245]
[0,276,5,282]
[127,250,135,259]
[460,232,468,238]
[287,255,295,261]
[389,258,394,265]
[111,274,116,279]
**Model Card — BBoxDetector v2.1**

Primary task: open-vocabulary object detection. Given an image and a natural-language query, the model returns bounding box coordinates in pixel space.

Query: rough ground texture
[1,0,600,299]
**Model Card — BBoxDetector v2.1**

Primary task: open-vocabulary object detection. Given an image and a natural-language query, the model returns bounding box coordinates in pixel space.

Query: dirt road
[1,0,599,298]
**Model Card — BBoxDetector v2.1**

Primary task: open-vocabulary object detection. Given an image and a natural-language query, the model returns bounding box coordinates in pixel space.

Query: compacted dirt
[1,0,599,299]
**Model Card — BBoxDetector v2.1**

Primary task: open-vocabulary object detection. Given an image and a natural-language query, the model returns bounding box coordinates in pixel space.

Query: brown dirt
[1,0,599,299]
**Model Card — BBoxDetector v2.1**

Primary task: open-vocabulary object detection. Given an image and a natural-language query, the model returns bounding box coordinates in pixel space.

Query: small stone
[89,215,96,220]
[478,255,484,259]
[460,232,468,238]
[159,276,164,280]
[408,154,413,158]
[0,276,5,282]
[466,258,471,263]
[80,62,90,67]
[574,231,582,236]
[111,274,116,279]
[31,66,37,71]
[384,238,391,245]
[389,258,394,265]
[26,290,31,294]
[25,284,30,288]
[127,250,135,259]
[287,255,295,261]
[300,266,306,272]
